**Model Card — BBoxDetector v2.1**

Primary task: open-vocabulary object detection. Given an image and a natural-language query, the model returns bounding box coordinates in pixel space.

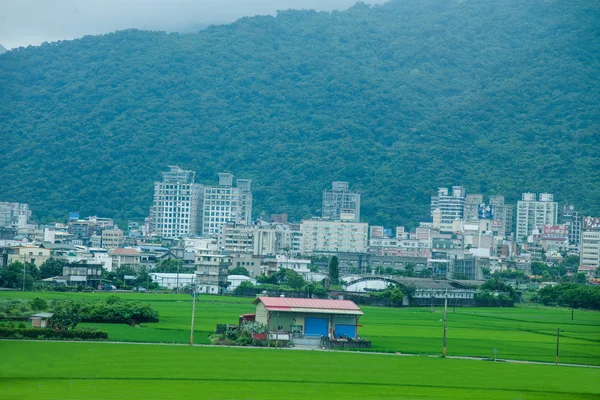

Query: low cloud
[0,0,384,49]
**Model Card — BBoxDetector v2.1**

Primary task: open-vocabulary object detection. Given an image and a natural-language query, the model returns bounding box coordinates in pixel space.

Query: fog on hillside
[0,0,386,49]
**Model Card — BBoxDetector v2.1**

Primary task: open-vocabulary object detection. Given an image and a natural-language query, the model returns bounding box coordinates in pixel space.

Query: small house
[30,312,53,328]
[253,296,363,340]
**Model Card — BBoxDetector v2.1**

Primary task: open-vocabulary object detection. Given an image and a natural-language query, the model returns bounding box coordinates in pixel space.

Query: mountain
[0,44,6,54]
[0,0,599,226]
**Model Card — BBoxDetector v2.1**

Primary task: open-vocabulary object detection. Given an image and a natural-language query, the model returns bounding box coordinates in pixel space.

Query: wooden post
[555,328,560,365]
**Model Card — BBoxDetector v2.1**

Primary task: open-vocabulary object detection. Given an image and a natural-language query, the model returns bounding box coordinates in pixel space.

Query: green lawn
[2,291,599,365]
[1,341,599,399]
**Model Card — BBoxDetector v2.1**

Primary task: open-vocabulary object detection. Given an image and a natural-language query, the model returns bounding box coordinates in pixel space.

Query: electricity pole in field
[442,289,448,357]
[555,328,560,365]
[190,284,198,346]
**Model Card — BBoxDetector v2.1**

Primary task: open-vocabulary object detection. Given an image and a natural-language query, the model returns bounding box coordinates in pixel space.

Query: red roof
[253,296,361,312]
[110,248,140,255]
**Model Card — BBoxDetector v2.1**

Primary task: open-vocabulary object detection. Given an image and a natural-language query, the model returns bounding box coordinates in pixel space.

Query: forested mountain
[0,0,599,226]
[0,45,6,54]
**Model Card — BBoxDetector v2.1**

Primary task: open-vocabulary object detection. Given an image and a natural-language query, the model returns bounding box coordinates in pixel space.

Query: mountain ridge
[0,0,598,226]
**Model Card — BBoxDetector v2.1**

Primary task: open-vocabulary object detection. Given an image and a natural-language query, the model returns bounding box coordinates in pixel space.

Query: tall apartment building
[300,218,368,255]
[516,193,558,240]
[463,194,483,221]
[150,166,202,238]
[201,173,252,236]
[489,196,513,237]
[431,186,466,224]
[580,217,600,274]
[322,181,361,222]
[561,204,582,247]
[0,202,31,228]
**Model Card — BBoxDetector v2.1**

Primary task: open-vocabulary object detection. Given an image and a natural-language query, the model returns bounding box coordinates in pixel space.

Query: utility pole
[571,307,574,321]
[176,261,180,294]
[22,254,26,292]
[555,328,560,365]
[189,284,197,346]
[443,289,448,357]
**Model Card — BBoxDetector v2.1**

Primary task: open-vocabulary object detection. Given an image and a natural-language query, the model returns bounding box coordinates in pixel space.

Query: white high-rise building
[0,202,31,228]
[322,181,361,222]
[150,166,202,238]
[431,186,466,224]
[580,217,600,276]
[516,193,558,240]
[201,173,252,236]
[300,218,368,255]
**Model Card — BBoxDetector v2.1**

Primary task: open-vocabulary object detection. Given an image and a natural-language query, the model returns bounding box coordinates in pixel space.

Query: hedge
[0,327,108,340]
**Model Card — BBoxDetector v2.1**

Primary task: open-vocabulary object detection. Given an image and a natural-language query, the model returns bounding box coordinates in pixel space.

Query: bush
[30,297,48,311]
[0,327,108,340]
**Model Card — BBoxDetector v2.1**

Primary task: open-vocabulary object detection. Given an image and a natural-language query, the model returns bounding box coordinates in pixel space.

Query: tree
[0,261,35,290]
[283,269,305,290]
[328,256,339,285]
[30,297,48,311]
[576,272,587,284]
[39,258,67,279]
[154,259,183,273]
[229,266,250,277]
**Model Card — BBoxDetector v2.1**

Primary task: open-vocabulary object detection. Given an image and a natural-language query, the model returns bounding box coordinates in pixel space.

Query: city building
[322,181,361,222]
[488,196,513,237]
[149,273,195,290]
[101,229,124,249]
[0,202,31,228]
[463,194,483,222]
[109,248,141,269]
[300,218,368,255]
[516,193,558,241]
[150,166,202,238]
[195,253,231,294]
[430,186,466,230]
[201,173,252,236]
[561,204,582,248]
[580,217,600,276]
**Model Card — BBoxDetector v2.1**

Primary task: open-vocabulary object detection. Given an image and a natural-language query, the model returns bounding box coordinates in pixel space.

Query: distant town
[1,165,599,295]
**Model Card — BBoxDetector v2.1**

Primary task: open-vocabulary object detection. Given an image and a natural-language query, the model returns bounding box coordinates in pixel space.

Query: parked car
[134,286,147,292]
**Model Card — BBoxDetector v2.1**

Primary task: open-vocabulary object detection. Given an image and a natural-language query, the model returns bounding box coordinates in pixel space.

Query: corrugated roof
[253,296,362,314]
[110,248,141,255]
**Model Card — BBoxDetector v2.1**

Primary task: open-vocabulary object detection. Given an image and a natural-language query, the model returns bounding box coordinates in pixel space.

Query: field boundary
[2,339,599,369]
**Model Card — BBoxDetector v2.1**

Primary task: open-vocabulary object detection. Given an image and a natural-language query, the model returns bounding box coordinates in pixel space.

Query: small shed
[30,312,54,328]
[253,296,363,339]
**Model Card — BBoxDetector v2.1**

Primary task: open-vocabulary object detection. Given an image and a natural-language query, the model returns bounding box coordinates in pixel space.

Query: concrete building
[0,202,31,228]
[431,186,466,227]
[463,194,483,222]
[101,229,124,249]
[489,196,513,237]
[561,204,582,248]
[322,181,361,222]
[217,223,255,253]
[516,193,558,241]
[300,219,368,255]
[150,166,202,238]
[109,248,141,269]
[195,253,231,294]
[7,246,51,266]
[227,275,257,292]
[230,253,263,277]
[580,217,600,275]
[201,173,252,236]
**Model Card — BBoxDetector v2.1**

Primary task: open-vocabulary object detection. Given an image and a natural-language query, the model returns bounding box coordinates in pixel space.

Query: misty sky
[0,0,385,49]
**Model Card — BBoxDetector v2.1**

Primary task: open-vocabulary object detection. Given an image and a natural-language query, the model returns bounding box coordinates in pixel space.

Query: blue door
[335,324,356,338]
[304,317,328,336]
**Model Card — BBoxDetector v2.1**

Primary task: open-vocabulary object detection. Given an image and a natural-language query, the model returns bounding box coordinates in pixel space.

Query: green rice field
[1,341,599,399]
[1,291,599,365]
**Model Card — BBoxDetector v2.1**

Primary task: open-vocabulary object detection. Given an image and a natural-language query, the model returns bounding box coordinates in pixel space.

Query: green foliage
[154,259,183,273]
[329,256,339,285]
[2,1,599,225]
[374,287,405,305]
[29,297,47,311]
[0,262,35,290]
[480,278,517,301]
[39,258,67,279]
[0,326,107,340]
[229,266,250,277]
[538,283,600,310]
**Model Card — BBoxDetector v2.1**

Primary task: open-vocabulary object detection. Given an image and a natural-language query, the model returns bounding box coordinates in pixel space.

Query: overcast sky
[0,0,385,49]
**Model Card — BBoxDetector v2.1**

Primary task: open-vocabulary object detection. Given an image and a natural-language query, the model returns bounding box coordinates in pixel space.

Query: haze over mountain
[0,0,598,226]
[0,0,385,49]
[0,44,6,54]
